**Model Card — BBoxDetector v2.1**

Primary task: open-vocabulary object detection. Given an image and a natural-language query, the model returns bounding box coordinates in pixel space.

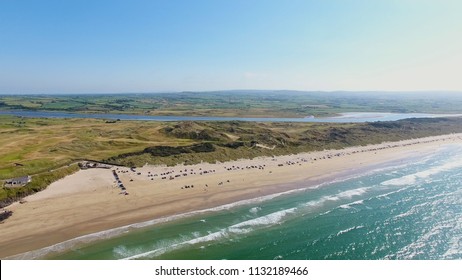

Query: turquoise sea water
[46,144,462,260]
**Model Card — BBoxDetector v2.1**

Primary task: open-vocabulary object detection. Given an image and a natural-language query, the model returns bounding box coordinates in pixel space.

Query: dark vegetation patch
[219,141,246,149]
[0,209,13,222]
[106,143,215,162]
[162,121,229,141]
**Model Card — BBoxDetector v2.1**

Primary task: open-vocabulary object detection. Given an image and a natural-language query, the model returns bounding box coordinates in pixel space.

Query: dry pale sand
[1,133,462,259]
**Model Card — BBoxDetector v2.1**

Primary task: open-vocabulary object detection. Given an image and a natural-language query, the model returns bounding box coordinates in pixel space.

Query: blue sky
[1,0,461,93]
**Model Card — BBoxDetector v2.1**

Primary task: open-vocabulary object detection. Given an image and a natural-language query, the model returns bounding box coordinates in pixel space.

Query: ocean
[46,144,462,260]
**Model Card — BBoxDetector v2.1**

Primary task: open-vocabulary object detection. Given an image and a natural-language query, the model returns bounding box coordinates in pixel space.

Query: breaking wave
[381,157,462,186]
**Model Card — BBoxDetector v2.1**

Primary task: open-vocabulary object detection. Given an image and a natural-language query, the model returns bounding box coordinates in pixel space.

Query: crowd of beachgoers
[111,134,462,195]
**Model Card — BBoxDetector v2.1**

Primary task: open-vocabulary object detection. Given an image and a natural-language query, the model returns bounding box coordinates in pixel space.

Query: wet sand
[1,133,462,259]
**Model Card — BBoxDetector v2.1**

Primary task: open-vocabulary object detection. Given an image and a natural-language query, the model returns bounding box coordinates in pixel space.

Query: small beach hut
[4,176,32,188]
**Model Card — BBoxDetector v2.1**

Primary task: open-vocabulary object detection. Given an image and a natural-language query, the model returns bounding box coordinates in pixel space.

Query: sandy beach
[1,133,462,259]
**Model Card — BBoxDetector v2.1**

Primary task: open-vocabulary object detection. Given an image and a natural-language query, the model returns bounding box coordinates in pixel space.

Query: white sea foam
[121,230,231,260]
[185,231,229,245]
[375,188,406,199]
[336,225,365,237]
[113,245,145,259]
[337,199,365,210]
[337,188,369,199]
[191,231,202,238]
[123,207,298,259]
[119,179,377,259]
[350,199,364,205]
[381,157,462,186]
[232,208,297,229]
[249,207,261,214]
[113,245,131,258]
[381,175,417,186]
[303,187,370,210]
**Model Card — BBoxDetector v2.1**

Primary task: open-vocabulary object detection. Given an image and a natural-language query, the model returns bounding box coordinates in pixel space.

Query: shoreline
[1,133,462,259]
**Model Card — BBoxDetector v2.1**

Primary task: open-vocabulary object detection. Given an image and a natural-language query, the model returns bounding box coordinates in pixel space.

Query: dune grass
[0,115,192,180]
[105,117,462,167]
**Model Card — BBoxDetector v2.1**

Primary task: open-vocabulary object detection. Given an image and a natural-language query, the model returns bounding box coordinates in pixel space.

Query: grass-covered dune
[0,116,189,180]
[0,115,190,205]
[1,115,462,206]
[105,117,462,167]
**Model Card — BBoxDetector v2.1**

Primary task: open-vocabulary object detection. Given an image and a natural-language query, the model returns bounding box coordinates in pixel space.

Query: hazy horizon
[1,90,462,96]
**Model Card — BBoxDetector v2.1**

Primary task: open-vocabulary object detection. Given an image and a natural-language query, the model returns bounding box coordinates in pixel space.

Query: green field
[2,91,462,117]
[0,116,188,180]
